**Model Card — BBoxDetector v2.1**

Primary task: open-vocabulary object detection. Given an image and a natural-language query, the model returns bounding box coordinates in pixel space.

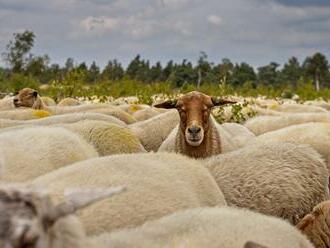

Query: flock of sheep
[1,88,330,247]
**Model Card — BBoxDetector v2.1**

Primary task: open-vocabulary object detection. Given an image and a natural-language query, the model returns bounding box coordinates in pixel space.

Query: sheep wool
[0,127,98,182]
[132,107,161,121]
[205,142,329,225]
[32,152,226,235]
[57,120,146,156]
[245,113,330,135]
[130,110,180,151]
[0,109,51,120]
[273,103,328,113]
[247,122,330,172]
[58,97,82,106]
[92,207,313,248]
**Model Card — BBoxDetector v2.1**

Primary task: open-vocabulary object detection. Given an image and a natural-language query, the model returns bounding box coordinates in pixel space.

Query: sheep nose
[188,126,201,134]
[13,99,18,103]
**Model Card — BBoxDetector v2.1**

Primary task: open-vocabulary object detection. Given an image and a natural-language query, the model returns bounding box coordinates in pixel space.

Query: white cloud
[207,15,223,26]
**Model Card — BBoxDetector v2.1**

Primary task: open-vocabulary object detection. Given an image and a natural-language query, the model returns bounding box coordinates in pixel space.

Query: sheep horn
[211,97,237,106]
[243,241,268,248]
[153,99,178,109]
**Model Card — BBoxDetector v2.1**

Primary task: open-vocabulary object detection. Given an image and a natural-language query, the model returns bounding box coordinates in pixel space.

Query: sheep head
[296,200,330,248]
[154,91,235,147]
[0,185,125,248]
[13,88,40,109]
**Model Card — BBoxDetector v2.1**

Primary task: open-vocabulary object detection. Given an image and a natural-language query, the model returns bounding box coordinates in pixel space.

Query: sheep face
[0,186,125,248]
[0,189,51,248]
[297,200,330,248]
[13,88,39,108]
[154,91,235,147]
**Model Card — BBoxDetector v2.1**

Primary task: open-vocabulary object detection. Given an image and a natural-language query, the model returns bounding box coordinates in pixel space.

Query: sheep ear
[14,91,19,95]
[45,187,125,226]
[243,241,268,248]
[211,97,236,106]
[154,99,178,109]
[32,91,38,97]
[296,214,315,231]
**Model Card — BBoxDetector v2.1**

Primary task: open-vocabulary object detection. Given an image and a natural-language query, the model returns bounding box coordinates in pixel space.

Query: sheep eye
[179,111,187,122]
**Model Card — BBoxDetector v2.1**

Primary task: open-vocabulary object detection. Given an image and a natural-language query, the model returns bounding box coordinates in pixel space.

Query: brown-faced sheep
[296,200,330,248]
[155,91,236,158]
[205,142,329,225]
[32,152,227,235]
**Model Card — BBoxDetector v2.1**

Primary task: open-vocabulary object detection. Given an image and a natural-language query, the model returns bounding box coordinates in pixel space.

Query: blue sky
[0,0,329,68]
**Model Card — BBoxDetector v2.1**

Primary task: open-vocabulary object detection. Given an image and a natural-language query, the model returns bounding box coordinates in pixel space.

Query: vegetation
[1,30,330,102]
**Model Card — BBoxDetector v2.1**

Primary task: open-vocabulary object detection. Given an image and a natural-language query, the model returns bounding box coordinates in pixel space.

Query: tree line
[1,30,330,91]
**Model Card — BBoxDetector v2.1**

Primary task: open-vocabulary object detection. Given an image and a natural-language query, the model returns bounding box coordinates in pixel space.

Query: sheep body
[132,107,161,121]
[58,97,81,106]
[205,142,329,224]
[56,120,146,156]
[0,112,126,129]
[92,207,313,248]
[0,108,51,120]
[247,122,330,172]
[40,96,56,106]
[0,127,98,182]
[85,107,136,124]
[32,152,226,235]
[273,103,328,113]
[245,113,330,135]
[130,110,179,151]
[0,96,15,110]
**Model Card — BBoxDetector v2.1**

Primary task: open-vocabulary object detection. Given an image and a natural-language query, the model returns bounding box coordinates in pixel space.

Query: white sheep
[0,184,125,248]
[247,122,330,172]
[0,126,98,182]
[32,152,227,235]
[132,107,161,121]
[92,207,313,248]
[118,103,151,114]
[155,91,238,158]
[205,141,329,224]
[57,97,81,106]
[129,110,180,151]
[85,107,137,124]
[0,108,52,120]
[56,120,146,156]
[0,112,126,129]
[273,103,328,113]
[0,96,15,110]
[41,96,56,106]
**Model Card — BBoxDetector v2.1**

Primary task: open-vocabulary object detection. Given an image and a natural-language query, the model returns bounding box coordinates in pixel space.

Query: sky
[0,0,329,68]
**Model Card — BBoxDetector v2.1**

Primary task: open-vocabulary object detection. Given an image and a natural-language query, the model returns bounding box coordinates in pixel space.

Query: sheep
[85,107,137,124]
[0,184,124,248]
[55,120,146,156]
[32,152,227,235]
[245,113,330,135]
[118,103,151,114]
[0,112,126,129]
[132,107,161,121]
[41,96,56,106]
[0,127,98,182]
[304,100,330,111]
[0,108,51,120]
[220,122,255,148]
[129,110,180,151]
[92,207,313,248]
[249,105,285,116]
[272,103,328,113]
[155,91,237,158]
[247,122,330,172]
[296,200,330,248]
[205,142,329,225]
[58,97,82,106]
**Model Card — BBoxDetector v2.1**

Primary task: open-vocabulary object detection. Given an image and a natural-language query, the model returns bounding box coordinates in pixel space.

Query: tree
[64,58,74,72]
[231,62,256,86]
[88,61,100,83]
[2,30,35,73]
[257,62,280,86]
[281,57,301,88]
[217,58,234,86]
[102,59,124,81]
[303,53,329,91]
[196,52,213,87]
[149,62,163,83]
[25,55,50,80]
